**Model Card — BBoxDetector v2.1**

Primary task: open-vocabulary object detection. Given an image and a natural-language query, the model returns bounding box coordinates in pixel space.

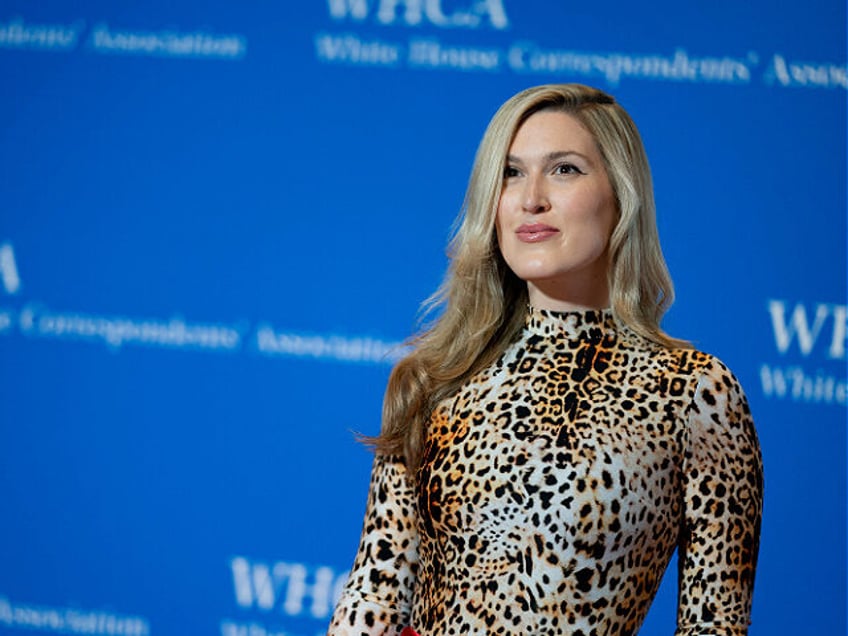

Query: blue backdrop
[1,2,845,635]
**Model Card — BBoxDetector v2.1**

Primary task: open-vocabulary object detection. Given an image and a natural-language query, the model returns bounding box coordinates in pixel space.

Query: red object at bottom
[400,629,420,636]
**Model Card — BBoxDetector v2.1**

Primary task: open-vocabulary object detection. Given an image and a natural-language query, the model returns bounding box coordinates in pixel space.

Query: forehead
[509,110,597,154]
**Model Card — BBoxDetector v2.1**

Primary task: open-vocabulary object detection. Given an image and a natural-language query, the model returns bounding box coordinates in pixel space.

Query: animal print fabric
[328,308,763,636]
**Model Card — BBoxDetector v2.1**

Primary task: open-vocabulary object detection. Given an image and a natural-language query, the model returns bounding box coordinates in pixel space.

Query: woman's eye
[555,163,584,175]
[503,166,520,178]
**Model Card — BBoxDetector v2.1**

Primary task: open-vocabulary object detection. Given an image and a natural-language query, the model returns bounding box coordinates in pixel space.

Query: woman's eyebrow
[506,150,592,164]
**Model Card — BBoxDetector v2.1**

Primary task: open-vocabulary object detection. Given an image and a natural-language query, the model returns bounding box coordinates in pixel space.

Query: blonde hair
[371,83,689,472]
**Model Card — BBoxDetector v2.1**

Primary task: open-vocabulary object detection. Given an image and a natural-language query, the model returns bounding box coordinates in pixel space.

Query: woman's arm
[328,453,420,636]
[676,357,764,636]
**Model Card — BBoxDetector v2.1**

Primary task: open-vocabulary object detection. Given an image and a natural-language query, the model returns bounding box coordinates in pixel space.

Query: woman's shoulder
[618,327,745,391]
[660,345,752,418]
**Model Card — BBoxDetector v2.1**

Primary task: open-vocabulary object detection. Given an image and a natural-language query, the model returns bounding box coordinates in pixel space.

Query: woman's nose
[521,175,550,213]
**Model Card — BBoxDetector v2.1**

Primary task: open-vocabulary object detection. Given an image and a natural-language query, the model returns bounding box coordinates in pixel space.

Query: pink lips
[516,223,559,242]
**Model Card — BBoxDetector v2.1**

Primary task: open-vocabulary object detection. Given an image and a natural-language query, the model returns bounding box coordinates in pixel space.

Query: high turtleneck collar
[524,305,616,341]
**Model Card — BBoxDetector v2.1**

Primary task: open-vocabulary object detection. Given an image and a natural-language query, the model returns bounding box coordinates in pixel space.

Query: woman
[328,84,763,636]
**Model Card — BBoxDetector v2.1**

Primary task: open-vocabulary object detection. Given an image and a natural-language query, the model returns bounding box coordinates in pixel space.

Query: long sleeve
[676,357,764,636]
[328,453,420,636]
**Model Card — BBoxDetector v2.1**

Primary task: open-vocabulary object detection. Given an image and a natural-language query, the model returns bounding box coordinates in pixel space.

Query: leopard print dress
[328,308,763,636]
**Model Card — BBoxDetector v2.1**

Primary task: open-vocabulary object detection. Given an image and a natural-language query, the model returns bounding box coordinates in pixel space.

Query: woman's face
[496,109,617,312]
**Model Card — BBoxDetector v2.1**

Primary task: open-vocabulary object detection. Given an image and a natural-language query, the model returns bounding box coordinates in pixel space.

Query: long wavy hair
[370,83,689,473]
